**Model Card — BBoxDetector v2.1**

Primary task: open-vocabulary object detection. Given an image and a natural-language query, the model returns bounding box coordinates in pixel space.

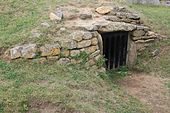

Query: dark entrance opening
[101,31,129,69]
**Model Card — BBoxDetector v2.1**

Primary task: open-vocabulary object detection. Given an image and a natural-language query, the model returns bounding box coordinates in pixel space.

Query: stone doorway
[101,31,129,69]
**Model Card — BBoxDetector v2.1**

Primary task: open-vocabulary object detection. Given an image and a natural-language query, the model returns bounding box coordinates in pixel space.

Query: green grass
[0,60,149,113]
[0,0,70,48]
[1,1,170,112]
[129,5,170,77]
[0,0,149,112]
[129,5,170,35]
[165,81,170,89]
[135,42,170,77]
[0,0,125,48]
[0,0,126,55]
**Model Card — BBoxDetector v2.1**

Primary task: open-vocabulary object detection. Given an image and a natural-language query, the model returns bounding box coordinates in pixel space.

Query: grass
[0,0,70,48]
[129,5,170,35]
[129,5,170,77]
[0,60,149,113]
[165,81,170,89]
[134,39,170,76]
[0,0,125,48]
[0,0,149,112]
[122,8,170,113]
[0,0,170,112]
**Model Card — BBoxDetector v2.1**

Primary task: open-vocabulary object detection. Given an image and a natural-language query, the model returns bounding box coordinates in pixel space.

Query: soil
[117,73,170,113]
[27,99,81,113]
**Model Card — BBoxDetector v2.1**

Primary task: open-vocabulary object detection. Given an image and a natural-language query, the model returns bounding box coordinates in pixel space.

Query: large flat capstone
[74,19,136,32]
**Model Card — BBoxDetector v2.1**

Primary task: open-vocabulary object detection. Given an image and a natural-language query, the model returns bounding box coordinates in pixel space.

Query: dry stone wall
[3,4,165,68]
[4,31,101,68]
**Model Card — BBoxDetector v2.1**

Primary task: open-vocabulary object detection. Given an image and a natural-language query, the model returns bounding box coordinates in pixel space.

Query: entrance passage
[101,31,129,69]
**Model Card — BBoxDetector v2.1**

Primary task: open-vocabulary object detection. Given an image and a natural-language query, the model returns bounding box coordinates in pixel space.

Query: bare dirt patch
[117,73,170,113]
[27,99,81,113]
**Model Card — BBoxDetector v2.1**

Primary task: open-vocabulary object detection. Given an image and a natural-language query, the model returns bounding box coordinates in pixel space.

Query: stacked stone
[59,30,101,66]
[2,5,166,68]
[98,6,143,25]
[131,26,161,51]
[94,6,164,52]
[4,31,100,67]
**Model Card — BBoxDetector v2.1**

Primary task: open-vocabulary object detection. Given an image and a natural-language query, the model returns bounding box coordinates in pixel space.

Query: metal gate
[101,31,129,69]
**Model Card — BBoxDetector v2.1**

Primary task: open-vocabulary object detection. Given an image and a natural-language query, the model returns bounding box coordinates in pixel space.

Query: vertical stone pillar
[127,38,137,68]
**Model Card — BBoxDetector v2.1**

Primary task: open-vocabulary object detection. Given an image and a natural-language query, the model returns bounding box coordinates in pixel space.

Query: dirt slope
[117,73,170,113]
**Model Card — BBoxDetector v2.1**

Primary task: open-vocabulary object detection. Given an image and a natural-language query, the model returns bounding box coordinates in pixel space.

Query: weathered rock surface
[89,50,100,58]
[77,20,137,32]
[91,38,98,45]
[77,40,91,48]
[84,46,97,54]
[132,30,146,37]
[64,11,78,20]
[40,44,61,56]
[47,56,59,61]
[82,25,98,31]
[79,11,92,20]
[50,12,60,21]
[61,40,77,49]
[97,21,137,32]
[135,39,155,43]
[96,6,113,15]
[70,50,80,57]
[9,44,37,59]
[21,44,37,59]
[58,58,70,65]
[10,46,22,59]
[104,16,120,22]
[114,6,129,12]
[137,25,150,31]
[49,8,63,21]
[71,31,92,42]
[127,41,137,67]
[83,32,93,40]
[147,31,157,36]
[132,36,156,41]
[71,31,83,42]
[127,13,140,20]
